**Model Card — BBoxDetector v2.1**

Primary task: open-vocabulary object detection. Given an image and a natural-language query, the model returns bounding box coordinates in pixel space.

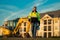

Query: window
[44,32,47,38]
[10,22,13,26]
[48,26,51,31]
[44,20,47,25]
[24,22,26,26]
[48,19,51,24]
[48,32,51,37]
[8,22,10,26]
[13,22,16,27]
[44,26,47,31]
[24,27,26,32]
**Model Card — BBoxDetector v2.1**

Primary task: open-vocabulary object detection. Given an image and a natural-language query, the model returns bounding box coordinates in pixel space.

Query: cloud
[40,2,60,13]
[24,0,48,9]
[0,8,15,25]
[0,5,20,12]
[4,0,48,21]
[3,0,60,21]
[0,0,60,26]
[34,0,48,7]
[0,9,13,13]
[0,9,14,20]
[4,9,27,21]
[0,5,20,22]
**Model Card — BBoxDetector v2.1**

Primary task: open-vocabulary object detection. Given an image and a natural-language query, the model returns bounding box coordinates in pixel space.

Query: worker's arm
[37,12,40,21]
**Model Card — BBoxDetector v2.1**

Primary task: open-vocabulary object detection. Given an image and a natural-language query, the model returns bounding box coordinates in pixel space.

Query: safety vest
[28,12,40,21]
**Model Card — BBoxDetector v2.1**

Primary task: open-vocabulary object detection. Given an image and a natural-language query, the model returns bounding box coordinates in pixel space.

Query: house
[37,10,60,38]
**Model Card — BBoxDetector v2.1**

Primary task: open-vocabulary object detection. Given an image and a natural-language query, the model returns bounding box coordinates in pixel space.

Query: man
[28,6,40,37]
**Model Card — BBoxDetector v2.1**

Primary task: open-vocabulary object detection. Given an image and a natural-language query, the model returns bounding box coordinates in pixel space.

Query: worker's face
[33,7,36,11]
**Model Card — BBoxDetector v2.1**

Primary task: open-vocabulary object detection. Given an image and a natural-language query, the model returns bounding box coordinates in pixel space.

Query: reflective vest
[28,12,40,21]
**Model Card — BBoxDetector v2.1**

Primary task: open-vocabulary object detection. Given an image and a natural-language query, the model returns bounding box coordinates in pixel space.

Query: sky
[0,0,60,26]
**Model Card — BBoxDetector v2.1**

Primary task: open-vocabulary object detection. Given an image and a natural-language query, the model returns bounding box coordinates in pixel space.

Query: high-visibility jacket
[28,12,40,21]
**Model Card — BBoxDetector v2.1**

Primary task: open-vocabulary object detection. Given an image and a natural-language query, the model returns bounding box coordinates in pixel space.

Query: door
[48,32,51,38]
[44,32,47,38]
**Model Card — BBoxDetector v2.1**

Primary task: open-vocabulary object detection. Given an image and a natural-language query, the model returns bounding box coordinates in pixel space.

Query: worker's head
[32,6,37,12]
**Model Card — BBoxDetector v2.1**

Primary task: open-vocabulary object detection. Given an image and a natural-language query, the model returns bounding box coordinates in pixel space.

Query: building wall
[53,18,60,36]
[37,14,54,38]
[37,14,60,38]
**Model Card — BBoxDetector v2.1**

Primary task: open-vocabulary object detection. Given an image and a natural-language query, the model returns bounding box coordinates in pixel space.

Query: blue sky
[0,0,60,25]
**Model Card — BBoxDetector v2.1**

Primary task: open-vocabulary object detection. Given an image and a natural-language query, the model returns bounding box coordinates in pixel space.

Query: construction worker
[28,6,40,37]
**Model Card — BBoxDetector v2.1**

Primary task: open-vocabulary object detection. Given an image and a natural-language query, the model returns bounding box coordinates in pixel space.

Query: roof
[40,10,60,18]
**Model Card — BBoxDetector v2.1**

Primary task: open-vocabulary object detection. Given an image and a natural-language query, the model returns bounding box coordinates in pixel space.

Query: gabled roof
[40,10,60,18]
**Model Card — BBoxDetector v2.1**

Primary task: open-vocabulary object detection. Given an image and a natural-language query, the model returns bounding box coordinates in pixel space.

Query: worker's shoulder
[36,12,40,13]
[36,12,40,14]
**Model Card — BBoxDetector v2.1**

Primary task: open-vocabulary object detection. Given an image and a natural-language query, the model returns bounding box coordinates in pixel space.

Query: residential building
[37,10,60,38]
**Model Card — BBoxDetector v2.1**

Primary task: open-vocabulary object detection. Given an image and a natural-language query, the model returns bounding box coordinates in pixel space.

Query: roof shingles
[40,10,60,18]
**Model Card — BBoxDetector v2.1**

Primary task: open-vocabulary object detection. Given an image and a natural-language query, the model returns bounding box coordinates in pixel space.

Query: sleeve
[37,12,40,21]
